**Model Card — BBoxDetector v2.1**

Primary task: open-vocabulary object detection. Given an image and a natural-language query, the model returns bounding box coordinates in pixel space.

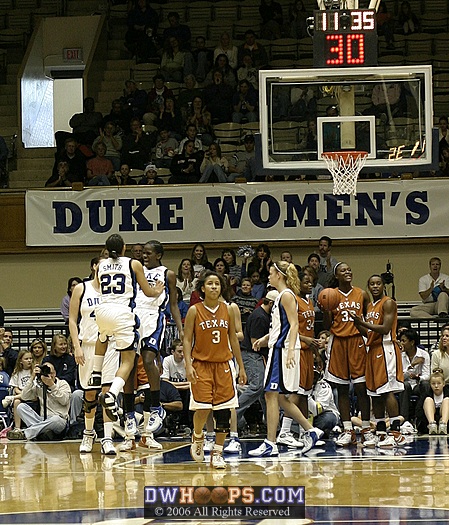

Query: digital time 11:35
[315,10,376,32]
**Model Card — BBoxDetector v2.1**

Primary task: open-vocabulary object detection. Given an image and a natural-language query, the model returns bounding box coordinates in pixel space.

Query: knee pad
[83,395,98,414]
[214,409,231,433]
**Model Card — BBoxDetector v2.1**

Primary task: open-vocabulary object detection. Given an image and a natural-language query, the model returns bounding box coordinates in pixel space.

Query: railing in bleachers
[3,307,447,353]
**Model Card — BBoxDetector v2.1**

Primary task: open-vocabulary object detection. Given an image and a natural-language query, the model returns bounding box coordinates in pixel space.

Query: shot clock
[313,9,378,67]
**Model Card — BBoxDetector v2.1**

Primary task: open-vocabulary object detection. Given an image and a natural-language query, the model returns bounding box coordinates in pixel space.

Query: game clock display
[313,9,378,68]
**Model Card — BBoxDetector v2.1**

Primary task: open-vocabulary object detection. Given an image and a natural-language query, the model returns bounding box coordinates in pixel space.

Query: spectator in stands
[50,138,87,186]
[439,116,449,149]
[237,51,259,90]
[227,133,257,182]
[221,248,243,286]
[439,145,449,177]
[236,290,277,431]
[155,96,183,140]
[317,236,338,287]
[303,262,323,314]
[86,142,113,186]
[232,79,258,124]
[154,127,178,168]
[161,339,190,428]
[68,97,102,148]
[199,142,229,183]
[366,82,407,120]
[43,334,77,391]
[205,54,237,89]
[110,163,137,185]
[130,243,144,264]
[396,0,421,35]
[3,349,33,435]
[190,243,213,278]
[160,36,187,83]
[177,74,203,122]
[249,270,265,300]
[232,277,258,323]
[92,122,122,171]
[203,69,234,124]
[399,328,430,423]
[280,250,301,273]
[289,86,317,122]
[6,361,70,441]
[410,257,449,318]
[431,325,449,385]
[246,244,272,286]
[121,80,147,120]
[192,36,213,84]
[0,306,4,326]
[214,32,238,71]
[288,0,308,39]
[415,370,449,435]
[178,124,204,154]
[176,258,197,305]
[237,30,269,70]
[138,163,165,185]
[186,96,214,147]
[299,119,318,159]
[45,161,78,188]
[169,140,203,184]
[143,73,175,127]
[259,0,284,40]
[101,99,132,136]
[60,277,83,323]
[162,11,191,50]
[121,117,154,169]
[165,287,189,323]
[30,338,47,365]
[124,0,159,64]
[0,328,18,377]
[377,0,395,50]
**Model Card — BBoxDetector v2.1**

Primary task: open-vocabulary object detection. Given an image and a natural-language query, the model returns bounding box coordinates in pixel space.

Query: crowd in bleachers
[37,0,449,186]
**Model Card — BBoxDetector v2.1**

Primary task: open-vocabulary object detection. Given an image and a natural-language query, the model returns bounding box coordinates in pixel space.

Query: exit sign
[63,48,83,61]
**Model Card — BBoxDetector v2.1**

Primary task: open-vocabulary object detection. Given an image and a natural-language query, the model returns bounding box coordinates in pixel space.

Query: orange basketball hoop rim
[322,150,368,196]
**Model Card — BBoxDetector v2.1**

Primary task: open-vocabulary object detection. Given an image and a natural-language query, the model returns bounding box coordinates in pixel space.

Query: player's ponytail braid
[273,260,300,296]
[285,262,300,296]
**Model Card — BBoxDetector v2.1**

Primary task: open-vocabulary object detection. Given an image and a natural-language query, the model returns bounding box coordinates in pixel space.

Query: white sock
[280,416,293,434]
[103,421,114,439]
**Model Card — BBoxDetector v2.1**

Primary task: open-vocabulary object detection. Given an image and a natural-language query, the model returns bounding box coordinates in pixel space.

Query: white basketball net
[322,151,368,196]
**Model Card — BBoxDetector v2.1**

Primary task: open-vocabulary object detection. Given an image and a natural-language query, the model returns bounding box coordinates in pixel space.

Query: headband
[273,262,287,276]
[333,262,344,275]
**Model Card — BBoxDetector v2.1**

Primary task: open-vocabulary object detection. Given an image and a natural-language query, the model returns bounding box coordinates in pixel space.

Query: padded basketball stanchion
[322,151,368,196]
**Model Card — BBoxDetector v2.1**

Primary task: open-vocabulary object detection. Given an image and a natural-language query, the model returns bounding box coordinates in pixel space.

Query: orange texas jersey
[192,302,233,363]
[331,287,365,338]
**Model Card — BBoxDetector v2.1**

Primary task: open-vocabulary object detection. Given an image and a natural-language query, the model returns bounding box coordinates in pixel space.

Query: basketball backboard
[259,65,435,175]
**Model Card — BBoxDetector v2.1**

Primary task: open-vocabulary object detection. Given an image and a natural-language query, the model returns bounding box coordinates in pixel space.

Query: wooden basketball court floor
[2,434,449,525]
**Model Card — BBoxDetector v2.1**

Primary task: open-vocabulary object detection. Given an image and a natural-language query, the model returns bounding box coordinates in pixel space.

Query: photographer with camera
[410,257,449,318]
[6,362,71,441]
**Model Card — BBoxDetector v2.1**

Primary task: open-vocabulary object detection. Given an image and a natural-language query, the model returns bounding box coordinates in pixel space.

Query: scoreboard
[313,9,378,68]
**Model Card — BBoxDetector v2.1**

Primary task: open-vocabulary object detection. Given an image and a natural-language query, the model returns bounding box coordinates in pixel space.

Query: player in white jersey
[88,234,164,424]
[248,261,324,458]
[118,240,183,451]
[69,258,120,455]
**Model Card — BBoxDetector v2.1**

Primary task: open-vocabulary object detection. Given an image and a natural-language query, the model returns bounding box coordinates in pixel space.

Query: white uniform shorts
[95,303,139,351]
[135,307,166,354]
[78,341,120,389]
